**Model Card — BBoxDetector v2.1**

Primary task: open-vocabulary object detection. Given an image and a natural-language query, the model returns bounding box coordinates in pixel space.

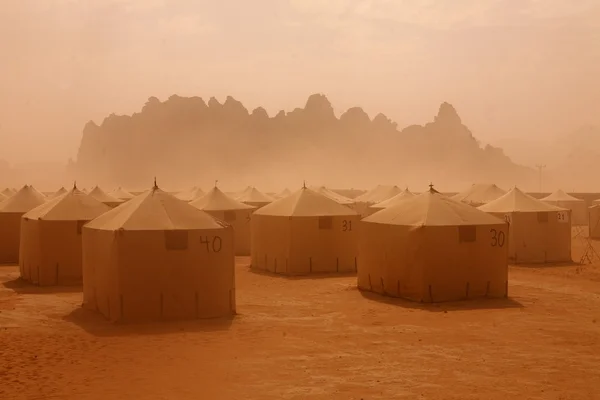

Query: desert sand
[1,229,600,400]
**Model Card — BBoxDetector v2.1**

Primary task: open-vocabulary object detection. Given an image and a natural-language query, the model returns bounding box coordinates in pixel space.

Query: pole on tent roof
[303,180,306,189]
[153,177,158,190]
[215,180,218,188]
[73,181,77,190]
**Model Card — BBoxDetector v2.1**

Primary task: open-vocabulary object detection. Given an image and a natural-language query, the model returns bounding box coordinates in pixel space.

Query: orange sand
[1,232,600,399]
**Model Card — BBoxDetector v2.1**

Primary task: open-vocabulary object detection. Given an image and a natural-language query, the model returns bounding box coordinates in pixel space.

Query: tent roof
[86,187,227,231]
[88,186,124,204]
[451,183,506,205]
[364,189,504,226]
[255,187,358,217]
[275,188,292,198]
[354,185,403,203]
[24,187,111,221]
[0,185,47,213]
[0,192,6,202]
[190,187,255,211]
[48,187,68,199]
[108,187,134,200]
[478,187,566,213]
[371,188,415,209]
[309,186,354,205]
[540,189,583,202]
[175,186,205,202]
[1,188,16,197]
[235,186,275,204]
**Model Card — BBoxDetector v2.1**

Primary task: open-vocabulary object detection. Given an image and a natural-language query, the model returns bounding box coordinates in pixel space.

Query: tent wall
[250,215,291,273]
[590,207,600,239]
[83,227,235,322]
[0,213,24,264]
[82,228,117,312]
[488,211,572,263]
[205,209,252,256]
[358,223,508,302]
[19,217,41,282]
[544,200,587,226]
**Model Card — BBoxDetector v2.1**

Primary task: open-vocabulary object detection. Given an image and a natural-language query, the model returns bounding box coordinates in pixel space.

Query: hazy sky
[1,0,599,164]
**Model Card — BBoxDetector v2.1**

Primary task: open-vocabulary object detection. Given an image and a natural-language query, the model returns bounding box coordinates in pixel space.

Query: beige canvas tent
[190,187,255,255]
[175,186,205,202]
[589,205,600,239]
[19,187,111,286]
[359,188,508,302]
[478,187,571,263]
[1,188,16,198]
[251,187,360,275]
[309,186,354,205]
[108,187,134,201]
[82,186,235,322]
[370,188,415,210]
[88,186,124,208]
[235,186,276,208]
[49,187,68,199]
[0,192,6,203]
[541,189,587,226]
[451,183,506,207]
[275,188,292,199]
[353,185,403,216]
[0,185,47,264]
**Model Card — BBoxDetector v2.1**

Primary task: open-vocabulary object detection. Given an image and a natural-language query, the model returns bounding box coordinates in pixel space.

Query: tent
[353,185,403,216]
[49,187,67,199]
[19,187,111,286]
[275,188,292,199]
[82,186,235,322]
[370,188,415,210]
[235,186,276,208]
[0,185,47,264]
[359,187,508,302]
[251,187,360,275]
[309,186,354,205]
[451,183,506,207]
[88,186,124,208]
[1,188,16,198]
[0,192,6,203]
[108,187,134,201]
[540,189,587,226]
[190,187,255,255]
[478,187,571,263]
[589,205,600,239]
[175,186,205,202]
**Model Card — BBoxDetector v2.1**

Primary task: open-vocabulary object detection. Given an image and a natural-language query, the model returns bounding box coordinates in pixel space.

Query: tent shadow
[358,288,524,312]
[62,307,235,337]
[2,277,83,294]
[248,267,356,280]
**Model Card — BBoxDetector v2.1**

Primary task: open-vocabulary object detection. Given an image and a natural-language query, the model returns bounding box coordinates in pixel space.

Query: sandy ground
[1,229,600,400]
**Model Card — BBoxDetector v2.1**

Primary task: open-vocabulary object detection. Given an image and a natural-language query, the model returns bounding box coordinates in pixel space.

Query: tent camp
[540,189,587,226]
[251,187,360,275]
[0,185,47,264]
[590,205,600,239]
[175,186,205,202]
[353,185,403,216]
[82,186,235,322]
[88,186,124,208]
[370,188,415,210]
[359,187,508,302]
[49,187,67,199]
[309,186,354,205]
[108,187,134,201]
[451,183,506,207]
[190,187,255,255]
[19,187,111,286]
[235,186,276,208]
[478,187,571,263]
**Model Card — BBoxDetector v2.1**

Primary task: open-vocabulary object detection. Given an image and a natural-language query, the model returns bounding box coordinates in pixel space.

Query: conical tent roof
[365,189,503,226]
[236,186,275,203]
[86,187,227,231]
[371,188,415,209]
[1,188,16,197]
[541,189,583,202]
[451,183,506,205]
[190,187,255,211]
[0,192,6,202]
[354,185,403,203]
[276,188,292,198]
[108,187,134,200]
[0,185,47,213]
[309,186,354,205]
[88,186,124,204]
[478,187,566,213]
[255,187,358,217]
[24,187,110,221]
[175,186,205,202]
[49,186,68,199]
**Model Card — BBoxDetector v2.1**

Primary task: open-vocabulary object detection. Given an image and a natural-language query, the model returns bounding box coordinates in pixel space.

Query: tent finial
[153,176,158,190]
[429,182,434,192]
[214,180,218,188]
[73,181,77,190]
[303,180,306,189]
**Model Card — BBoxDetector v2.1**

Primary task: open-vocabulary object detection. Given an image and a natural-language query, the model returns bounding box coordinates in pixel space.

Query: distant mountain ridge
[73,94,535,191]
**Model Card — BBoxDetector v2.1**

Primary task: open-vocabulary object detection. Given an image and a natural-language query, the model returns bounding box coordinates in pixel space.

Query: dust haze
[1,0,600,192]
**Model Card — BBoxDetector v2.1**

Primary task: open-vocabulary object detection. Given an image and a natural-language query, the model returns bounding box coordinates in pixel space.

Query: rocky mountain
[73,94,535,191]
